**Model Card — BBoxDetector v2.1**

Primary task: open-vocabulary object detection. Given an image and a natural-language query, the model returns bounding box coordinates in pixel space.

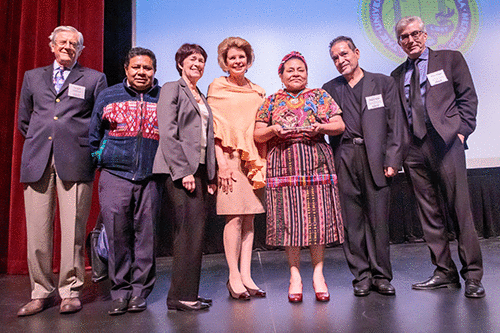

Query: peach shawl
[207,76,267,189]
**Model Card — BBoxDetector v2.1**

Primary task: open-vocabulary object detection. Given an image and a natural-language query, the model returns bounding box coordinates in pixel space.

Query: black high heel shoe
[244,285,266,298]
[167,299,210,311]
[227,281,251,300]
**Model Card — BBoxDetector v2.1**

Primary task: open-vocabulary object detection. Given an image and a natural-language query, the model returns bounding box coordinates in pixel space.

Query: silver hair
[394,16,426,38]
[48,26,85,52]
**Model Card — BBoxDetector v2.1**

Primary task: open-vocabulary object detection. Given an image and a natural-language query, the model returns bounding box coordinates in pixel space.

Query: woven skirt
[265,140,343,247]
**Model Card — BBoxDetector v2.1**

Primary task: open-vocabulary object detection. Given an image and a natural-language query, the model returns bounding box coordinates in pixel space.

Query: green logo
[361,0,480,62]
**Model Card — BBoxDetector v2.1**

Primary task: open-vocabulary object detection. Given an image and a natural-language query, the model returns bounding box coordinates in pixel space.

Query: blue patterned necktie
[53,66,65,93]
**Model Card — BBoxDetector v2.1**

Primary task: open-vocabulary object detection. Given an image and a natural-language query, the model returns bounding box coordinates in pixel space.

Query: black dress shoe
[464,279,485,298]
[167,300,210,311]
[128,296,147,312]
[108,298,129,316]
[412,275,460,290]
[372,279,396,295]
[197,296,212,305]
[353,281,371,297]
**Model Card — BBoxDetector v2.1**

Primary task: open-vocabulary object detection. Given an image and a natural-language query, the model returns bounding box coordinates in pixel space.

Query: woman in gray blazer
[153,43,216,311]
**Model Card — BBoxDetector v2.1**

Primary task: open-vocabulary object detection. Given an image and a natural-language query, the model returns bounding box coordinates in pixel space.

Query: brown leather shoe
[60,297,82,314]
[17,298,52,317]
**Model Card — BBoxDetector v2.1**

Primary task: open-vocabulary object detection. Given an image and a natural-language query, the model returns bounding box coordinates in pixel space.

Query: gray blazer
[391,48,478,147]
[153,78,216,182]
[18,63,108,183]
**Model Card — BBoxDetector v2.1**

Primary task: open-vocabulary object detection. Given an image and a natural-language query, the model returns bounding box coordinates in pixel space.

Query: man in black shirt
[322,36,404,296]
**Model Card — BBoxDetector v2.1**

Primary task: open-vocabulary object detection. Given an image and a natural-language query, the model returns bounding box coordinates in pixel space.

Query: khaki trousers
[23,156,93,299]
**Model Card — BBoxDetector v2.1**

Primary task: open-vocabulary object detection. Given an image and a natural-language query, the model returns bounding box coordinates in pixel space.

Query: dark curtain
[2,0,105,274]
[156,169,500,256]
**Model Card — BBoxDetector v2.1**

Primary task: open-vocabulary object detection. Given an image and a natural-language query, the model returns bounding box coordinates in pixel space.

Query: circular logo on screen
[361,0,480,62]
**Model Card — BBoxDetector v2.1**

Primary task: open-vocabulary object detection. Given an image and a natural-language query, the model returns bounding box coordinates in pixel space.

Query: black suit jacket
[391,48,478,147]
[153,78,216,182]
[18,63,108,183]
[323,70,404,187]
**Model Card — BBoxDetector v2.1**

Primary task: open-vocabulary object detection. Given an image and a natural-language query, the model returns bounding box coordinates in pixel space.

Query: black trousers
[336,143,392,284]
[165,165,208,302]
[404,127,483,280]
[99,170,159,300]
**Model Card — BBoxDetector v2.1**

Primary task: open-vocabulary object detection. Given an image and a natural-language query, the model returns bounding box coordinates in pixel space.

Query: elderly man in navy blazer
[17,26,107,316]
[323,36,404,297]
[391,16,484,298]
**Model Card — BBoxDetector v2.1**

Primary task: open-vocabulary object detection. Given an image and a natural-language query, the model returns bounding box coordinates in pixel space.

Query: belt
[342,137,364,145]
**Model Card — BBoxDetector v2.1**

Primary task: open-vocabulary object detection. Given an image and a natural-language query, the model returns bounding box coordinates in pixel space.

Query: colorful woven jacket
[89,78,160,181]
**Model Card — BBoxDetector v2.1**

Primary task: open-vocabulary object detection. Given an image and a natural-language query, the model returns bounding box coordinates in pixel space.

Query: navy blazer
[391,48,478,147]
[18,63,108,183]
[153,78,216,182]
[323,70,404,187]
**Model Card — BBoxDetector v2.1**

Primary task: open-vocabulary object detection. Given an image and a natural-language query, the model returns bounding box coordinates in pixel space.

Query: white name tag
[365,94,384,110]
[427,70,448,86]
[68,84,86,99]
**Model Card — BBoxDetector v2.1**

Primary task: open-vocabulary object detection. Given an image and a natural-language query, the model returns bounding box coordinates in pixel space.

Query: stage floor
[2,238,499,332]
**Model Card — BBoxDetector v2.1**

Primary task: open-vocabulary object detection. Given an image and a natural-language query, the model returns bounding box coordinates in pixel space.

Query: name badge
[68,84,86,99]
[366,94,384,110]
[427,70,448,86]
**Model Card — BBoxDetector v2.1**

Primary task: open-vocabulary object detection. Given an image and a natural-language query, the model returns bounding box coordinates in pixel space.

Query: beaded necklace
[286,89,305,105]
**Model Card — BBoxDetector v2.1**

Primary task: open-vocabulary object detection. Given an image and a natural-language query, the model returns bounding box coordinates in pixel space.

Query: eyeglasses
[398,30,425,43]
[54,40,78,50]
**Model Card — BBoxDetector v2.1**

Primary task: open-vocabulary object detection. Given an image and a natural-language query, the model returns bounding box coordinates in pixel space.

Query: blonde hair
[217,37,254,72]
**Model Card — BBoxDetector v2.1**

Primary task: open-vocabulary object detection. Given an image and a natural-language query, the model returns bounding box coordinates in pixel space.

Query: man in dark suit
[391,16,484,298]
[323,36,404,296]
[17,26,107,316]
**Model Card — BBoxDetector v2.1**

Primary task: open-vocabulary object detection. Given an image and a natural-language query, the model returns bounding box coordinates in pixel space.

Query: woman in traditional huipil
[254,51,344,303]
[207,37,267,300]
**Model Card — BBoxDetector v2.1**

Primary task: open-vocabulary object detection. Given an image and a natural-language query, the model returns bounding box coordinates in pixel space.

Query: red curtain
[1,0,105,274]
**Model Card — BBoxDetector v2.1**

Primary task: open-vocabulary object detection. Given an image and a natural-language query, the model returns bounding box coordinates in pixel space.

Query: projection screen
[135,0,500,168]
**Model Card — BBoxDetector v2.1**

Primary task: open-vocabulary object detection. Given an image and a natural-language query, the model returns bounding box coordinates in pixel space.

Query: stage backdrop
[3,0,105,274]
[135,0,500,169]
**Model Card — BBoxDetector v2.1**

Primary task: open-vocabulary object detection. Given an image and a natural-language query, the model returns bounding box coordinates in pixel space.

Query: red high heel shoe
[313,282,330,302]
[288,293,303,303]
[288,282,303,303]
